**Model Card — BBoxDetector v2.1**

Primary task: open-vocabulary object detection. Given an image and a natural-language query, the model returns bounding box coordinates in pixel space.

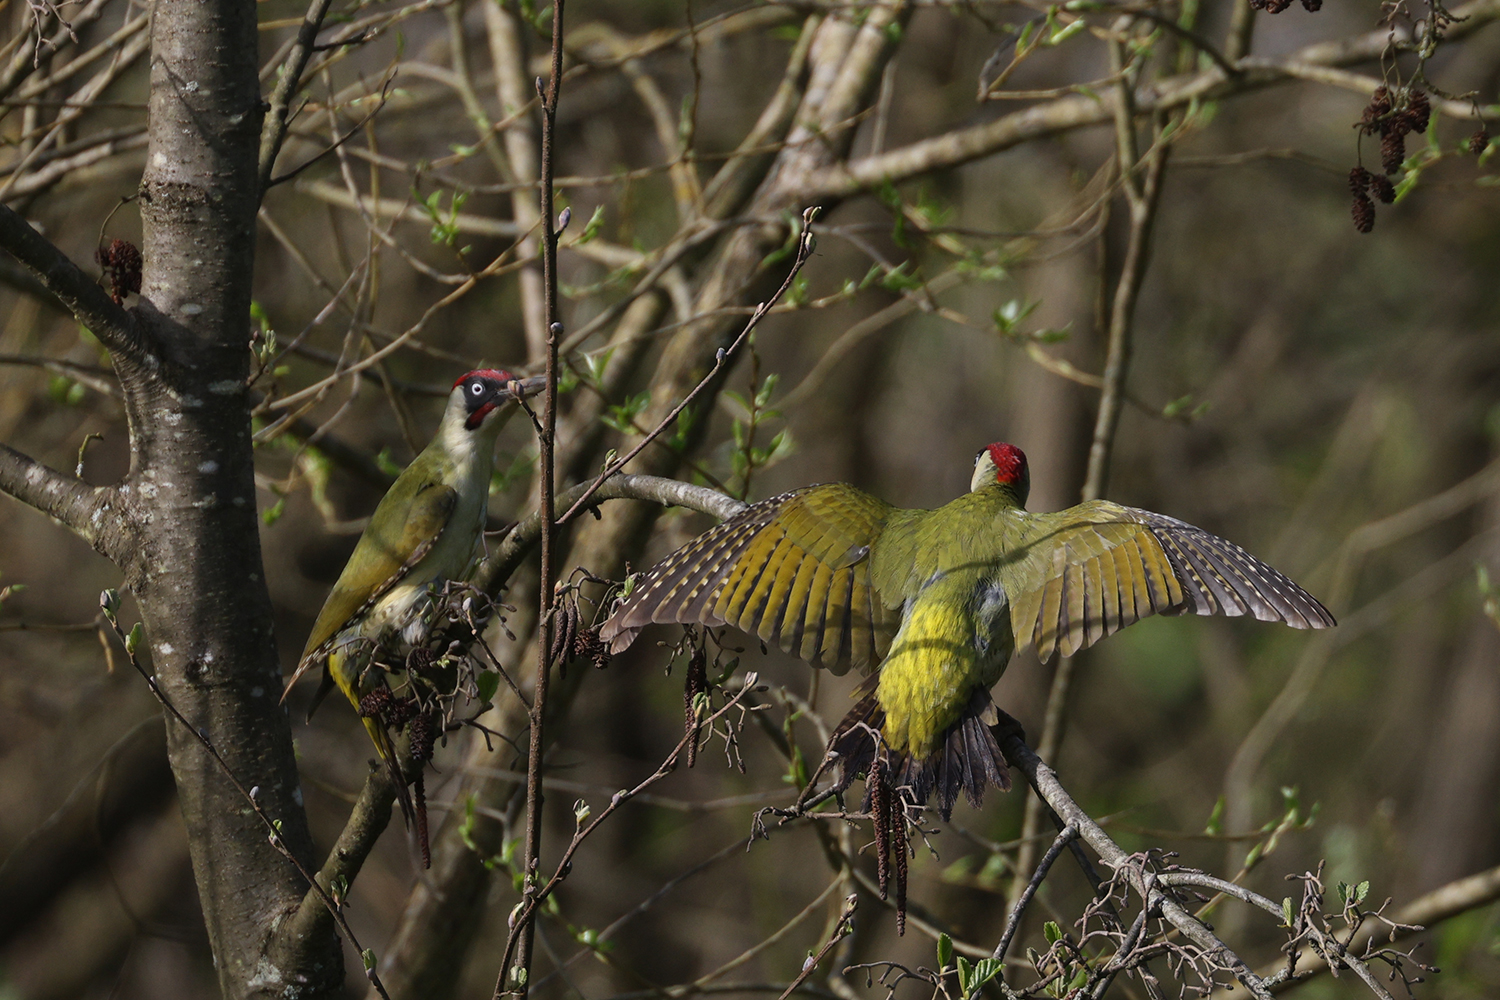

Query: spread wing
[1001,501,1336,662]
[298,478,459,662]
[599,484,900,674]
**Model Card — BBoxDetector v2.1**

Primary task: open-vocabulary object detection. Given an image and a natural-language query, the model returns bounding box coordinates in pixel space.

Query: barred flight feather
[599,485,896,673]
[1013,509,1333,663]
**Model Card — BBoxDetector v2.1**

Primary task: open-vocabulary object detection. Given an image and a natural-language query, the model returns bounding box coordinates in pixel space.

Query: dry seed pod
[683,646,708,768]
[870,756,892,900]
[358,686,394,719]
[1406,90,1431,133]
[1348,166,1372,196]
[1362,86,1392,133]
[1381,130,1406,175]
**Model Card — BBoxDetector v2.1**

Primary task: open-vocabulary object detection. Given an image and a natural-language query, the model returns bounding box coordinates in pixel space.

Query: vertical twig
[506,3,565,998]
[484,0,547,361]
[1012,26,1171,919]
[1225,0,1256,63]
[994,824,1077,966]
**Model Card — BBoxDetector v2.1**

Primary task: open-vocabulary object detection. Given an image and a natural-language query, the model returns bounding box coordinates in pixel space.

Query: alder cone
[1381,130,1406,175]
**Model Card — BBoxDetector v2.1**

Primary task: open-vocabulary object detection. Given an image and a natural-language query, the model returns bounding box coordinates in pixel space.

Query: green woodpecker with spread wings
[602,443,1334,818]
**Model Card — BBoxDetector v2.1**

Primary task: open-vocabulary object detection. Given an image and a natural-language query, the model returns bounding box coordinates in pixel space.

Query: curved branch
[477,474,746,593]
[0,205,147,362]
[279,764,398,951]
[998,729,1276,1000]
[1216,862,1500,996]
[0,444,125,554]
[293,475,739,932]
[0,354,119,397]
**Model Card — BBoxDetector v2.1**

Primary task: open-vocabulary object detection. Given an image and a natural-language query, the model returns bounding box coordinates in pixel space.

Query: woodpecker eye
[470,382,485,396]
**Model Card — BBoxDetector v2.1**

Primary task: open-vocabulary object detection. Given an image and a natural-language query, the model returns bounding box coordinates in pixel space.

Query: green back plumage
[299,449,459,662]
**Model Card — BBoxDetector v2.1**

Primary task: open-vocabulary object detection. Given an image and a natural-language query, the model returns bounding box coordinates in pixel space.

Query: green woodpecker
[284,369,545,795]
[601,443,1334,818]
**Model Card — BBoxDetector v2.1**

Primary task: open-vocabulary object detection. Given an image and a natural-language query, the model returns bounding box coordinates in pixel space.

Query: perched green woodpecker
[284,369,545,794]
[601,443,1334,818]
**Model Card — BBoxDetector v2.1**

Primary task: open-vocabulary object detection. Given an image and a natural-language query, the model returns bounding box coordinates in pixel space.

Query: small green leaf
[755,373,780,409]
[937,932,954,969]
[124,622,143,656]
[1016,19,1038,51]
[1043,920,1063,944]
[261,496,286,526]
[584,347,614,383]
[878,262,924,293]
[784,273,810,307]
[1281,897,1295,926]
[992,298,1039,335]
[374,448,404,477]
[574,798,591,824]
[1204,795,1225,835]
[475,670,501,705]
[577,205,606,245]
[966,958,1003,997]
[1047,17,1086,45]
[362,948,377,971]
[1163,394,1196,418]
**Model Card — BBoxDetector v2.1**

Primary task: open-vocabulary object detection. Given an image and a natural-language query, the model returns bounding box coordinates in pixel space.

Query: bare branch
[258,0,336,193]
[0,204,146,361]
[999,727,1277,1000]
[0,444,125,553]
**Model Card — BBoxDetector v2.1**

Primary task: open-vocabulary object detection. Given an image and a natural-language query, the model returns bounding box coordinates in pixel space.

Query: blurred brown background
[1,0,1498,996]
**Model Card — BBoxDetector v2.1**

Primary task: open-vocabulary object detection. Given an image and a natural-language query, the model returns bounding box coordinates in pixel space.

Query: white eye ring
[470,382,484,395]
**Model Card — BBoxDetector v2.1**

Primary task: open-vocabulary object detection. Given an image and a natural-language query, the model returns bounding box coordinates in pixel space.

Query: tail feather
[826,688,1010,822]
[363,716,419,838]
[827,692,885,798]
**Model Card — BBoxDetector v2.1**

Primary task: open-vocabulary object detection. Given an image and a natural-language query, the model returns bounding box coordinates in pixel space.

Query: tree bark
[121,3,341,996]
[0,1,347,995]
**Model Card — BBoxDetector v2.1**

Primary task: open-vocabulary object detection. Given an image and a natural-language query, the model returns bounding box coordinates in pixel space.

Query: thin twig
[505,2,566,996]
[555,206,819,526]
[1014,25,1173,909]
[496,673,765,994]
[994,824,1077,965]
[777,894,858,1000]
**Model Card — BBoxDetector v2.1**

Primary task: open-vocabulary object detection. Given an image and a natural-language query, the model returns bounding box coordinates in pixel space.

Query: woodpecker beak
[505,375,549,400]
